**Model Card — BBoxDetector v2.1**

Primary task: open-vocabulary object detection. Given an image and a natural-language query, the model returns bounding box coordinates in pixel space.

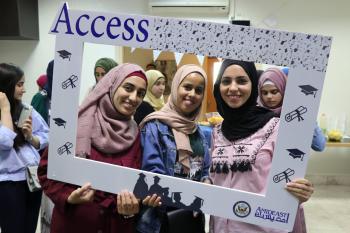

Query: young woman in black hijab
[209,59,313,233]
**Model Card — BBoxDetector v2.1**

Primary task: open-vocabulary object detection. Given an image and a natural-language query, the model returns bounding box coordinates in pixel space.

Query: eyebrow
[123,82,146,91]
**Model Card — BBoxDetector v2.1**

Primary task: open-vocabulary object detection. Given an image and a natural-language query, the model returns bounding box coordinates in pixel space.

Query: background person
[0,63,49,233]
[134,70,166,124]
[258,67,326,151]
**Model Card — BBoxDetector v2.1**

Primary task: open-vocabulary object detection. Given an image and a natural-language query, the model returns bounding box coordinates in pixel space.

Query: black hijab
[214,59,275,141]
[44,60,54,99]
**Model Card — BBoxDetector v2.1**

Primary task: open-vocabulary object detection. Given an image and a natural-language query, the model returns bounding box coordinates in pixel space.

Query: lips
[123,101,136,110]
[227,95,241,102]
[183,99,195,106]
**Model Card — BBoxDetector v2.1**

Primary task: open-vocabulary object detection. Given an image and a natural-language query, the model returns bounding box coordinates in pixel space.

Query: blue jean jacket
[136,120,211,233]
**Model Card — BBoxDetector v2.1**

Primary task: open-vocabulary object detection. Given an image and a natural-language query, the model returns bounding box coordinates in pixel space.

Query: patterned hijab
[214,59,275,141]
[258,67,288,116]
[140,64,207,171]
[76,63,146,156]
[143,70,165,111]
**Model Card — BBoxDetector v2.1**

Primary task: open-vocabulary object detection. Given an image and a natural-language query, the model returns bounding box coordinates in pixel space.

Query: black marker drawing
[133,173,148,199]
[132,173,204,212]
[57,50,72,60]
[57,142,73,155]
[286,148,305,161]
[52,118,66,128]
[273,168,295,183]
[285,106,307,122]
[217,148,224,155]
[299,85,318,98]
[172,192,187,209]
[62,75,78,89]
[149,176,163,196]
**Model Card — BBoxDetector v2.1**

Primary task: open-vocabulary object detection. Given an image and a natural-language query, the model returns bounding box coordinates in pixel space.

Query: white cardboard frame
[48,3,332,231]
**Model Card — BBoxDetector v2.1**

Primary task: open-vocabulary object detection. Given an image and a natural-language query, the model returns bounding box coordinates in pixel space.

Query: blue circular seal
[233,201,251,218]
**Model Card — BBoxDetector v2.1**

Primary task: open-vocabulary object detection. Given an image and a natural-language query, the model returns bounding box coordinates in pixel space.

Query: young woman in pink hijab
[258,67,326,151]
[38,63,160,233]
[258,67,287,116]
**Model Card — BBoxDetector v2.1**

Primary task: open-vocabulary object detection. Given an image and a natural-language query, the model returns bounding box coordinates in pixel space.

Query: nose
[188,88,196,97]
[129,90,137,102]
[228,82,238,92]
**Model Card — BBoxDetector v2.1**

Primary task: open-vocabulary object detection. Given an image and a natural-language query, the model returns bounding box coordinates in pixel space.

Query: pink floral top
[209,117,292,233]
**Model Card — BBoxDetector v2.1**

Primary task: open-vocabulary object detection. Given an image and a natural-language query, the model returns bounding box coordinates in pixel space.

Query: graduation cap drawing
[189,195,204,212]
[53,118,66,128]
[299,85,318,98]
[57,50,72,60]
[286,148,305,161]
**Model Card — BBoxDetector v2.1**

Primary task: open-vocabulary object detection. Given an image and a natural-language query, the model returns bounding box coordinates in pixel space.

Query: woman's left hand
[285,178,314,203]
[117,190,140,216]
[142,194,162,207]
[21,116,33,139]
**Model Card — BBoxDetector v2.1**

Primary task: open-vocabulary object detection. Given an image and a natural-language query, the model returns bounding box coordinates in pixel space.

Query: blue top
[0,107,49,182]
[137,120,211,233]
[311,125,326,152]
[140,120,210,180]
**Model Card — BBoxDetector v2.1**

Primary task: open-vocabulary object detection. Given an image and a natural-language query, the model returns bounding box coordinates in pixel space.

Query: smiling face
[260,83,283,108]
[176,72,205,116]
[113,76,147,117]
[14,76,25,101]
[151,77,166,98]
[219,65,252,109]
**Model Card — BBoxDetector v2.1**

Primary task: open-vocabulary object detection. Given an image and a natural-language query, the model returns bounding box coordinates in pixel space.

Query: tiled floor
[29,185,349,233]
[304,185,350,233]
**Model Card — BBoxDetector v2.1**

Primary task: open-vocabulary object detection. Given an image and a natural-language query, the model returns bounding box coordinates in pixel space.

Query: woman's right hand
[67,183,95,204]
[0,92,10,111]
[116,190,140,216]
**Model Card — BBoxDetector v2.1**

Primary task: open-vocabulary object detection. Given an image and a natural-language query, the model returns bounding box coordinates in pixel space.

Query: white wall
[232,0,350,134]
[0,0,148,104]
[0,0,349,133]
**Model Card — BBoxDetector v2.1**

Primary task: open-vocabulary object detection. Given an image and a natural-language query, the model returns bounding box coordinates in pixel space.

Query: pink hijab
[76,63,146,156]
[140,64,207,171]
[258,67,288,116]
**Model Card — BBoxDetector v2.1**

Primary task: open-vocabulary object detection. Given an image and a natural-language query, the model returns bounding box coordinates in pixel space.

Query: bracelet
[123,214,135,219]
[26,135,34,143]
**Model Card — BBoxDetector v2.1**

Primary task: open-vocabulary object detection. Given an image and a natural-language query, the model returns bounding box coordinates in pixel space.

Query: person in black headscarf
[209,59,314,233]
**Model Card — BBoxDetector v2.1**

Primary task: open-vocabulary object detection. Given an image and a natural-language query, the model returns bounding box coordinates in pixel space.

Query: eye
[271,90,279,95]
[137,90,146,98]
[236,76,249,85]
[220,77,231,86]
[195,87,204,95]
[183,84,192,91]
[123,84,134,92]
[16,82,24,87]
[261,90,268,95]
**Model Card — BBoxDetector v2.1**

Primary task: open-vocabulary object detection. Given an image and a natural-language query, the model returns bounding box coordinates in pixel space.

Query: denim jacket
[136,120,211,233]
